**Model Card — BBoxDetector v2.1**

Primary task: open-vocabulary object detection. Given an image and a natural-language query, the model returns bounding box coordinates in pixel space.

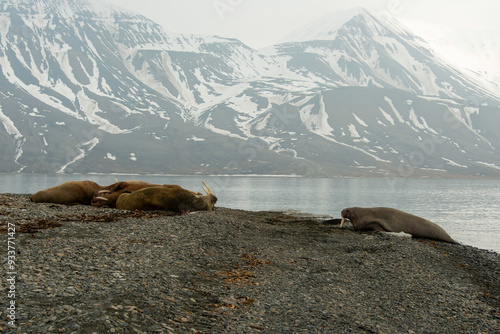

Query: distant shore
[0,194,499,333]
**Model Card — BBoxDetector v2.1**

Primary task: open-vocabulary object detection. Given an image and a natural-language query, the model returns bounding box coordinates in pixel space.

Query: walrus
[116,182,217,212]
[91,181,203,208]
[91,180,161,208]
[340,207,457,244]
[30,181,103,205]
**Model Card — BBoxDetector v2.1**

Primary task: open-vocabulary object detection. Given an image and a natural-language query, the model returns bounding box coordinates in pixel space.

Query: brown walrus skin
[30,181,103,205]
[91,181,202,208]
[91,181,161,208]
[116,183,217,212]
[341,207,458,244]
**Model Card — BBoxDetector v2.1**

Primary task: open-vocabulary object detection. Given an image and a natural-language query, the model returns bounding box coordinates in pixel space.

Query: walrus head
[91,190,111,207]
[193,182,217,211]
[340,208,358,228]
[90,181,151,208]
[91,182,130,207]
[340,207,384,231]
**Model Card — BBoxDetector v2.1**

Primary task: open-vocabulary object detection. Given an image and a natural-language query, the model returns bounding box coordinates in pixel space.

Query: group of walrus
[30,180,457,244]
[30,180,217,212]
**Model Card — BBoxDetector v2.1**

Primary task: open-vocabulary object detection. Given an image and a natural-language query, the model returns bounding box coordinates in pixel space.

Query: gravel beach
[1,193,499,333]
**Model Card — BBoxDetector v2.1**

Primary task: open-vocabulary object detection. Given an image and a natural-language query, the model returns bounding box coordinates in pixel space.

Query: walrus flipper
[362,222,387,232]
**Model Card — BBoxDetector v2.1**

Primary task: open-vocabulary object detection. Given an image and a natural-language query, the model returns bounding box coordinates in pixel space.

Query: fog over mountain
[400,20,500,95]
[1,0,499,177]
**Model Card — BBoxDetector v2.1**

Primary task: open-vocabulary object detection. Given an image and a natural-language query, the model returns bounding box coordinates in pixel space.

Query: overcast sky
[103,0,499,49]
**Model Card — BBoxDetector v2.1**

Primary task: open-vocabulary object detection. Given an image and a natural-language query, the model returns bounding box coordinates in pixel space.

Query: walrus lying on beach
[116,182,217,212]
[91,181,202,208]
[30,181,103,205]
[340,207,457,244]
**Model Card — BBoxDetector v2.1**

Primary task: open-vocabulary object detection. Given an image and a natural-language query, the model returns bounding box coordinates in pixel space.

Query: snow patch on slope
[58,137,100,173]
[379,107,395,125]
[442,157,467,168]
[475,161,500,171]
[299,95,334,136]
[384,96,404,123]
[0,105,23,139]
[353,113,368,127]
[77,90,130,134]
[348,124,360,138]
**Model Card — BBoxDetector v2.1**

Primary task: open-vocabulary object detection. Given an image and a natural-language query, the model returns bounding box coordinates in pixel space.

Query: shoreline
[3,176,499,254]
[1,194,499,333]
[3,172,500,179]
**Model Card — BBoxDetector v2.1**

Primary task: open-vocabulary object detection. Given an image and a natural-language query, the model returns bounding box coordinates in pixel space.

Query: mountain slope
[268,8,496,99]
[196,8,500,177]
[0,1,499,177]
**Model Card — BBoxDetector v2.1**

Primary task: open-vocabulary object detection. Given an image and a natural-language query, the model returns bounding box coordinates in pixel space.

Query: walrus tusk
[340,217,345,228]
[202,182,213,195]
[202,186,209,195]
[98,190,112,194]
[95,197,108,201]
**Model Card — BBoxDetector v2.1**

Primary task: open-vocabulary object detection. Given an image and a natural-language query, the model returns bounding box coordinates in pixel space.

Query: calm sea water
[2,174,499,253]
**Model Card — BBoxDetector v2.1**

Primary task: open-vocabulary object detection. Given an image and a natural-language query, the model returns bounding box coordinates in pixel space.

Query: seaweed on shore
[0,193,186,233]
[0,219,62,234]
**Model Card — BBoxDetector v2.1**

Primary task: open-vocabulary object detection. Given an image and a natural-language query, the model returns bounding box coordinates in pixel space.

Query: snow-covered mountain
[1,1,499,177]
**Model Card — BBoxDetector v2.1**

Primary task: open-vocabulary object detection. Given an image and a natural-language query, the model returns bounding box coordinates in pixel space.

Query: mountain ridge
[0,0,499,177]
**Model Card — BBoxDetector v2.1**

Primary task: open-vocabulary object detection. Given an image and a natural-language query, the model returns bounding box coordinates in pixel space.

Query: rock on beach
[0,194,499,333]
